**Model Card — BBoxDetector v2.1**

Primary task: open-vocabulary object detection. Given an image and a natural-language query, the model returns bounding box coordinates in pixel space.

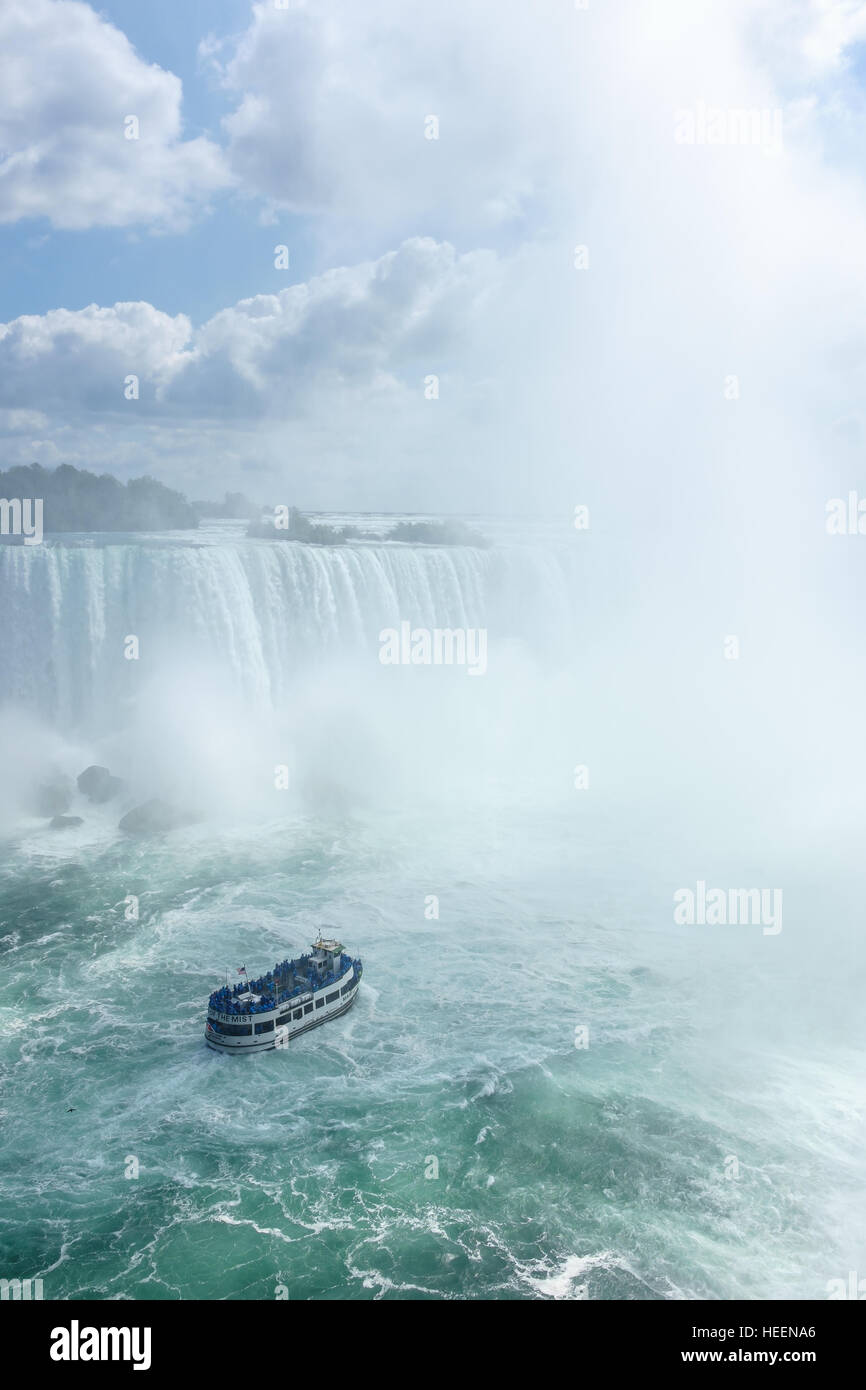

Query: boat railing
[208,957,357,1016]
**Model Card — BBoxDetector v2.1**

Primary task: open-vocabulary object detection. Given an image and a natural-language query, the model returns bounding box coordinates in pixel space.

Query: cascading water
[0,533,578,730]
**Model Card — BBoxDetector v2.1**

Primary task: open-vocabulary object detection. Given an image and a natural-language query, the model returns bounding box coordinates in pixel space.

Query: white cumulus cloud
[0,0,231,230]
[212,0,580,247]
[0,238,498,421]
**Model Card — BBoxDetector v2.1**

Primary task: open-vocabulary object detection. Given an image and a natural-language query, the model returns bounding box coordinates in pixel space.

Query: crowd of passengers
[208,952,352,1014]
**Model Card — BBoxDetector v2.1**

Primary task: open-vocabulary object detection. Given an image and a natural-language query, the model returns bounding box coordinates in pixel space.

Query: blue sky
[1,0,866,516]
[0,0,317,324]
[0,0,533,327]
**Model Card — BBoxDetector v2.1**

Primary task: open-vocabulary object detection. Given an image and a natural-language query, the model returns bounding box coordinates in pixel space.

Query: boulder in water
[35,775,73,817]
[119,799,194,835]
[77,765,124,803]
[50,815,84,829]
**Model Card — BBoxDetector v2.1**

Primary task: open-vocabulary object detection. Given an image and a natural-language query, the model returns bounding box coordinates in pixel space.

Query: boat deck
[208,951,357,1017]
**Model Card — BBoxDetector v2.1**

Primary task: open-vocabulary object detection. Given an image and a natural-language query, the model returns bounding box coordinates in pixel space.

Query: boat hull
[205,966,362,1054]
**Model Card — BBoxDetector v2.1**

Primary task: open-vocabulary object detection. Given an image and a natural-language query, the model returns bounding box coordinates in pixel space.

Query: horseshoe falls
[0,524,863,1301]
[0,533,574,729]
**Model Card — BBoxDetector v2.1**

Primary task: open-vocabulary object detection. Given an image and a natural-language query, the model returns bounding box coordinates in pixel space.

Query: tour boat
[205,934,363,1053]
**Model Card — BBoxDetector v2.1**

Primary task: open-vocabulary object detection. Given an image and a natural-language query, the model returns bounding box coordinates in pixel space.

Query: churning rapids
[0,521,863,1300]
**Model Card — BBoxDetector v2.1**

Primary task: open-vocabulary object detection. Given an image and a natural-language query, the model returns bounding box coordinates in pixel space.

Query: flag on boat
[237,964,247,975]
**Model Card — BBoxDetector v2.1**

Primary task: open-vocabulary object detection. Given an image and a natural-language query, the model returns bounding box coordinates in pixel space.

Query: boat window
[293,1008,303,1021]
[315,998,324,1008]
[326,991,339,1004]
[304,1003,313,1014]
[255,1020,274,1034]
[218,1023,253,1036]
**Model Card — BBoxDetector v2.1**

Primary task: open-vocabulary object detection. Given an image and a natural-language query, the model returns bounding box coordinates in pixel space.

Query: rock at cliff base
[77,766,124,803]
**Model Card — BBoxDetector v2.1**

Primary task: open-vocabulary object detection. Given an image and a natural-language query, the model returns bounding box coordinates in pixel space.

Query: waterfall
[0,537,578,732]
